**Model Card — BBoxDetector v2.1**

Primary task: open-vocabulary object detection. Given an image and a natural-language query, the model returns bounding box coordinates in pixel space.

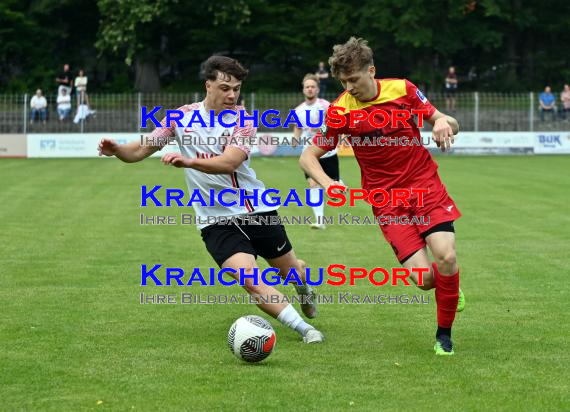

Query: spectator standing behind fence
[560,84,570,120]
[57,88,71,121]
[56,64,73,96]
[316,61,329,98]
[539,86,556,121]
[445,66,458,112]
[30,89,47,124]
[73,70,96,124]
[75,69,89,108]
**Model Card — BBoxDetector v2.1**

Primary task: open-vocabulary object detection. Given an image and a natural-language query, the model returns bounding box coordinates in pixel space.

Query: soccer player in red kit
[300,37,465,355]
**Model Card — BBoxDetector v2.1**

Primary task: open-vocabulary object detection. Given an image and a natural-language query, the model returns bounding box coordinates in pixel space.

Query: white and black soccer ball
[228,315,276,363]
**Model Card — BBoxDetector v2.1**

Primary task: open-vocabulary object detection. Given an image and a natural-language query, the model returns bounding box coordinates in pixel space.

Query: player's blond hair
[329,37,374,78]
[302,73,319,86]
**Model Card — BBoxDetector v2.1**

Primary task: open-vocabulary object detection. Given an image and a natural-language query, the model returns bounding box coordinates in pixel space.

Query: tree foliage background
[1,0,569,93]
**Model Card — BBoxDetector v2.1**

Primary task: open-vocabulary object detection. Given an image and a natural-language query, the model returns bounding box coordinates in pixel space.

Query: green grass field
[1,156,569,411]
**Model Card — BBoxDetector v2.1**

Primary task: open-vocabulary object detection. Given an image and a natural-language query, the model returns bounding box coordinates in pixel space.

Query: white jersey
[149,101,278,229]
[295,98,336,158]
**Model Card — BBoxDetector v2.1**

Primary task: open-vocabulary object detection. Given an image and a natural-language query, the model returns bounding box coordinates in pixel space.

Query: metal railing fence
[2,92,568,134]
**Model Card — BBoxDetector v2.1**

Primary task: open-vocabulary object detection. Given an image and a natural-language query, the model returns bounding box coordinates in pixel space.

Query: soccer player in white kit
[98,56,324,343]
[293,74,341,229]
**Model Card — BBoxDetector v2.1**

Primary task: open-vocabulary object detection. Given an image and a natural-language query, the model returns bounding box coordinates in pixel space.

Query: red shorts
[372,176,461,263]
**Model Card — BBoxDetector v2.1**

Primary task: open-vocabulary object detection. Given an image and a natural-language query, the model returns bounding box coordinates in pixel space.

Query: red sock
[432,262,459,328]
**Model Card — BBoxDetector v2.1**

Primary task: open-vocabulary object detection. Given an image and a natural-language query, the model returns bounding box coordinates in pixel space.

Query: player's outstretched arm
[427,110,459,152]
[300,145,340,191]
[161,146,247,174]
[98,138,161,163]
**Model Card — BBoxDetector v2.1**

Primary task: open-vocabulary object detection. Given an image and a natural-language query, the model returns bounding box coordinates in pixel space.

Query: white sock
[277,304,312,336]
[309,188,325,223]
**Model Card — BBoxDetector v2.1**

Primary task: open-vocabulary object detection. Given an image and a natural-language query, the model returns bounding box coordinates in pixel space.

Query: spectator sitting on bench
[57,88,71,121]
[539,86,556,121]
[30,89,47,124]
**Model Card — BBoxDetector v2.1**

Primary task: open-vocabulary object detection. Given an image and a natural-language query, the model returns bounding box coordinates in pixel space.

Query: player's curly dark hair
[329,37,374,78]
[202,56,249,82]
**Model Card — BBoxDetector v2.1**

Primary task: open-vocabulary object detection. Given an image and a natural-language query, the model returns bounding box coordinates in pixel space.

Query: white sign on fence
[23,131,570,157]
[27,134,179,158]
[533,132,570,154]
[421,132,535,149]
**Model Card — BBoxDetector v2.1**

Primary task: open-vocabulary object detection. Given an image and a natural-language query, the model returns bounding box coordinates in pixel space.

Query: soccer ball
[228,315,276,363]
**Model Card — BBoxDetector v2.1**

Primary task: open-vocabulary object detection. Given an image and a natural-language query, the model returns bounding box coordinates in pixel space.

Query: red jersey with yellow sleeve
[314,78,438,191]
[314,79,462,263]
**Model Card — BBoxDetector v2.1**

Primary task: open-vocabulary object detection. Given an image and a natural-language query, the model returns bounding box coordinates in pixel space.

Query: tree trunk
[526,33,535,87]
[135,58,160,92]
[431,53,440,93]
[506,31,518,87]
[506,0,521,87]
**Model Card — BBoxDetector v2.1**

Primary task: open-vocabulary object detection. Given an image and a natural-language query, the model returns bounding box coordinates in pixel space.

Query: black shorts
[304,153,340,181]
[200,210,293,267]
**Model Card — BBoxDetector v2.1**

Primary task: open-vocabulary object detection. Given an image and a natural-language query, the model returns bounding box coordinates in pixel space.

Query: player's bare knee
[239,268,262,294]
[434,250,457,272]
[242,281,266,296]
